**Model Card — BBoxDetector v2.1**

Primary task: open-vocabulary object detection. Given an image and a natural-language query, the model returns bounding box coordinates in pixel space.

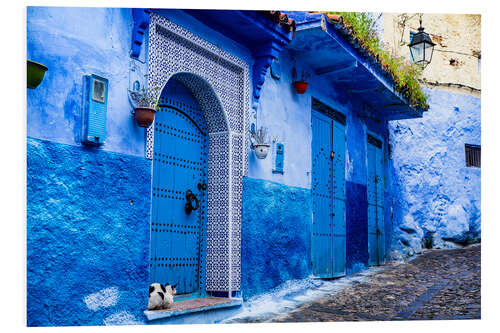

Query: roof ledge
[320,15,424,118]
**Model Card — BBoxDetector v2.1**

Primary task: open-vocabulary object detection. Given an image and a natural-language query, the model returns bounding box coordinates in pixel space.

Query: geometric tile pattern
[147,13,250,291]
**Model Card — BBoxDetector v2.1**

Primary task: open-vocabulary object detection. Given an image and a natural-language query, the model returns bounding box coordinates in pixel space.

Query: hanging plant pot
[27,60,48,89]
[253,144,270,159]
[294,80,309,94]
[134,107,156,128]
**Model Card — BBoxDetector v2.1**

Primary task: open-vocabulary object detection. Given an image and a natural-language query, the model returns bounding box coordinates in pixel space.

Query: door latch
[184,189,199,215]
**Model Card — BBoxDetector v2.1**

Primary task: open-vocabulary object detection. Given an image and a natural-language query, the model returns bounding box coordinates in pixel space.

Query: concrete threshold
[144,297,243,324]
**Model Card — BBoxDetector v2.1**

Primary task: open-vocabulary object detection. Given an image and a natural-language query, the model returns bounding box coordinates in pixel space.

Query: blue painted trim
[144,298,242,322]
[240,12,294,105]
[131,8,152,58]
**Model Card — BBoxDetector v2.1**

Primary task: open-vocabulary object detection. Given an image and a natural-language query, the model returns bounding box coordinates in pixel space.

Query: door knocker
[184,189,199,215]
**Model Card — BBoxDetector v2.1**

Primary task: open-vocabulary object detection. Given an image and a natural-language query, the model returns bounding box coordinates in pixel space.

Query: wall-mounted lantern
[408,15,436,69]
[249,124,270,159]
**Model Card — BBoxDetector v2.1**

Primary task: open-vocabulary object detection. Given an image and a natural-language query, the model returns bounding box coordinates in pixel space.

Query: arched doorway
[150,78,208,295]
[147,14,250,294]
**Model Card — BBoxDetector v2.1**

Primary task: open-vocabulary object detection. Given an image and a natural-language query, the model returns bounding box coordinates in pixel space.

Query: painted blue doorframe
[311,107,346,278]
[367,134,385,266]
[150,79,208,295]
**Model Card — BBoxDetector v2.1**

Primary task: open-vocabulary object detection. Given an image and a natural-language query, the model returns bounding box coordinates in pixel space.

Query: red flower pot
[294,81,309,94]
[134,107,156,128]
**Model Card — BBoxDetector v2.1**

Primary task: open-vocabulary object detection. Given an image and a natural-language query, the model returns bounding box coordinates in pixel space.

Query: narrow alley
[227,246,480,323]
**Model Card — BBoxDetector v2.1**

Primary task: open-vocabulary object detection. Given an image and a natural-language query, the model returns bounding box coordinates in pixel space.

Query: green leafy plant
[128,75,162,110]
[324,12,429,110]
[135,84,161,109]
[250,126,269,145]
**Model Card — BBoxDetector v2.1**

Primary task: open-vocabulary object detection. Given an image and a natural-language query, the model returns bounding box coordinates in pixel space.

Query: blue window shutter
[82,74,108,145]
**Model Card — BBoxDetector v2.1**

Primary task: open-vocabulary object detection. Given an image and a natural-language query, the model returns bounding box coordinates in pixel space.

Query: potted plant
[129,82,160,128]
[250,126,270,159]
[293,70,310,94]
[27,60,48,89]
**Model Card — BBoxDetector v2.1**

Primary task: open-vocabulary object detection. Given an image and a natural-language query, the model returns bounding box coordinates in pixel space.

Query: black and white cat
[148,282,177,310]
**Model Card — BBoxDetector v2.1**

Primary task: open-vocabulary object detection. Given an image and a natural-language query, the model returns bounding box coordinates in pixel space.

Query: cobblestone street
[230,245,480,323]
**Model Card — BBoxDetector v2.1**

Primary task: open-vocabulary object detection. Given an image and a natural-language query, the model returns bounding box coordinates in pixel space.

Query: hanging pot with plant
[250,126,270,159]
[27,60,48,89]
[134,106,157,128]
[293,69,310,94]
[129,82,160,128]
[294,81,309,94]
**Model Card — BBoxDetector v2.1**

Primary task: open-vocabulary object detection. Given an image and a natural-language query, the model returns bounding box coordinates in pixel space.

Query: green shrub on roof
[325,12,429,110]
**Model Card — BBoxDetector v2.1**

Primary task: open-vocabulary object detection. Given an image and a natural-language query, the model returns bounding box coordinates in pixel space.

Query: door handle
[184,189,199,215]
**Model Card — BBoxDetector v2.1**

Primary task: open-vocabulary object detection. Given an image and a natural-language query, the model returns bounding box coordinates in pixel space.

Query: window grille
[465,144,481,168]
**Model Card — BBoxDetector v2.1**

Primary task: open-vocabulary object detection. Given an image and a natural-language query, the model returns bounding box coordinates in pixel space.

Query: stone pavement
[233,245,480,323]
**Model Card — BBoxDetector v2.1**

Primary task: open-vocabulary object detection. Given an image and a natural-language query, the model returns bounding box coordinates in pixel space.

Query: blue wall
[249,46,392,275]
[249,51,312,188]
[389,87,481,259]
[26,6,422,318]
[241,177,312,299]
[27,7,148,156]
[27,137,151,326]
[345,181,369,273]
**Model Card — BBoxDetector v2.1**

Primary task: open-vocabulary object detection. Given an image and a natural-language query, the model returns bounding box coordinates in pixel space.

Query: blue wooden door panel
[367,145,377,205]
[375,147,385,264]
[376,206,386,264]
[332,120,346,277]
[367,204,377,266]
[376,148,384,207]
[151,79,207,295]
[332,121,346,200]
[312,108,346,278]
[367,137,385,266]
[333,198,346,277]
[368,232,378,266]
[312,110,333,277]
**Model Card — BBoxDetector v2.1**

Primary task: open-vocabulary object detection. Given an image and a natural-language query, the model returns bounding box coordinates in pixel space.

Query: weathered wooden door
[367,135,385,266]
[311,108,346,278]
[150,79,208,295]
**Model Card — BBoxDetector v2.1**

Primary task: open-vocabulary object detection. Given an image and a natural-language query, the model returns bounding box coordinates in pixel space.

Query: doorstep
[144,297,243,323]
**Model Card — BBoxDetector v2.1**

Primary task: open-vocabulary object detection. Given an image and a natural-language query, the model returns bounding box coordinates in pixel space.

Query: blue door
[150,79,208,295]
[367,135,385,266]
[311,108,346,278]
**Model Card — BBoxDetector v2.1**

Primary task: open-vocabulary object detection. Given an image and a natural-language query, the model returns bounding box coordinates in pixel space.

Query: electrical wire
[419,79,481,93]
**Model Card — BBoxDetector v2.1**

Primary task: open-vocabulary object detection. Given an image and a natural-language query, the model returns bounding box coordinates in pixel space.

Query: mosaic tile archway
[147,14,250,292]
